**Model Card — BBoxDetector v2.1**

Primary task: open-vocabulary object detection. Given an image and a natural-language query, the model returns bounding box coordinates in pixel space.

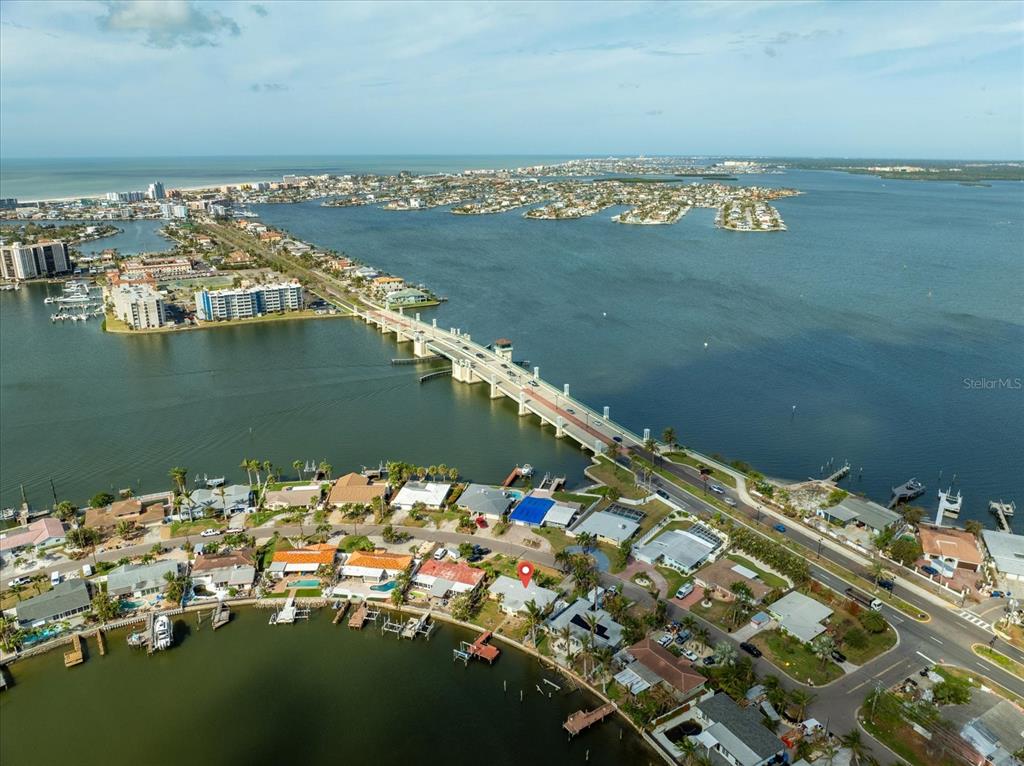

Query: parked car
[656,489,670,500]
[475,352,484,358]
[739,642,762,658]
[433,547,449,561]
[675,582,695,600]
[7,576,30,588]
[991,590,1005,598]
[702,656,717,666]
[723,497,737,507]
[921,564,940,577]
[683,649,699,661]
[474,516,488,528]
[658,634,673,647]
[612,436,623,443]
[831,650,847,663]
[773,523,787,533]
[710,484,725,494]
[50,571,62,586]
[200,528,222,537]
[81,564,93,577]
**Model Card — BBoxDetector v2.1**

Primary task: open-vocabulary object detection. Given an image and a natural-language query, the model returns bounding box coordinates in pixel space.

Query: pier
[454,630,501,665]
[332,600,351,624]
[563,702,616,737]
[63,634,84,668]
[95,628,106,656]
[348,602,370,628]
[211,602,231,630]
[990,500,1015,532]
[825,461,851,483]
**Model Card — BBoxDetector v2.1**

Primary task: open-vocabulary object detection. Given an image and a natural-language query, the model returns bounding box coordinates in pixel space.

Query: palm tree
[523,599,543,648]
[293,460,304,481]
[240,459,254,485]
[54,500,78,524]
[163,570,191,607]
[169,466,188,495]
[662,427,677,449]
[713,641,737,666]
[29,573,46,595]
[787,689,814,721]
[964,519,983,538]
[868,560,886,590]
[840,729,869,765]
[644,437,657,456]
[318,461,332,481]
[554,549,575,573]
[556,624,574,659]
[250,459,263,487]
[811,634,837,670]
[427,465,438,482]
[437,464,449,483]
[447,466,458,482]
[416,466,427,481]
[261,461,274,491]
[593,645,615,690]
[91,590,121,623]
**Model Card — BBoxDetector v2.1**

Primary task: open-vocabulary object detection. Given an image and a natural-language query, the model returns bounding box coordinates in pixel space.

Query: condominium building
[110,284,167,329]
[147,181,166,200]
[194,282,303,321]
[160,203,189,220]
[120,256,194,281]
[0,241,71,280]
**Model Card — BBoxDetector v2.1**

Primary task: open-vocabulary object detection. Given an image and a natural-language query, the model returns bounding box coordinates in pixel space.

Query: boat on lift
[937,487,962,519]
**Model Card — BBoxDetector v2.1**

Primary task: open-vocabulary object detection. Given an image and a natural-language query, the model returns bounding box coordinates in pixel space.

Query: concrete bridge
[356,304,652,455]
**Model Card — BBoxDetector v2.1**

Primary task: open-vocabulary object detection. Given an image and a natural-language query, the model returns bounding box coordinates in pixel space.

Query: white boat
[519,463,535,477]
[938,487,962,519]
[43,296,57,304]
[152,615,173,650]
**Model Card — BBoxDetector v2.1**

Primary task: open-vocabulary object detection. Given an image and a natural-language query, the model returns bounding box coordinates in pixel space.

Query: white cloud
[97,0,240,48]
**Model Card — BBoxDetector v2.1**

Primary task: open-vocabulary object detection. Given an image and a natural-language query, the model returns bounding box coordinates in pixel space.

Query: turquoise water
[292,579,320,588]
[74,220,173,256]
[370,581,398,592]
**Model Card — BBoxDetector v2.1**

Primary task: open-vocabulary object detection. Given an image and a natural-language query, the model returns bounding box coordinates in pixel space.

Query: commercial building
[147,182,166,200]
[15,579,92,627]
[0,240,71,280]
[194,282,303,321]
[119,256,193,281]
[981,530,1024,582]
[160,203,189,219]
[110,284,167,329]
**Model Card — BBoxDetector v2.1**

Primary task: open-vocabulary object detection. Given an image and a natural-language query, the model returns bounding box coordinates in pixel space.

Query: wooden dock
[348,602,369,629]
[332,600,351,624]
[563,703,616,737]
[211,602,230,630]
[95,628,106,656]
[63,634,85,668]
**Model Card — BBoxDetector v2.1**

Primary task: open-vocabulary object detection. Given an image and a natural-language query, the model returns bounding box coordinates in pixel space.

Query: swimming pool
[369,581,397,592]
[291,579,320,588]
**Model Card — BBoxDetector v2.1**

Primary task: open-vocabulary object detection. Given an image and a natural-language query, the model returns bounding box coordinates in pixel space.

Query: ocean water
[0,155,582,200]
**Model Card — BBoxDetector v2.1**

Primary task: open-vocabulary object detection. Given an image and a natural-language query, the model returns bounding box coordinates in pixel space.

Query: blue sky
[1,0,1021,159]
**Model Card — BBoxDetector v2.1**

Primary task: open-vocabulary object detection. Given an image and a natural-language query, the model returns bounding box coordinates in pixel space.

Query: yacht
[152,615,173,651]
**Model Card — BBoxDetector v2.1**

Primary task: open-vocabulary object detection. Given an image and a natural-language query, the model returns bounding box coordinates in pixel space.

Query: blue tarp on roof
[509,496,554,526]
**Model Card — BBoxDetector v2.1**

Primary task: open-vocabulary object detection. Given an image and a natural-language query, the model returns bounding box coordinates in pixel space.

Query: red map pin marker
[518,561,535,589]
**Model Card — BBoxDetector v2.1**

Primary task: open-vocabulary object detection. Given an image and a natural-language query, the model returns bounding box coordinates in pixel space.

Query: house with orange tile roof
[412,558,485,598]
[268,543,337,577]
[327,472,389,507]
[919,525,983,571]
[339,550,413,582]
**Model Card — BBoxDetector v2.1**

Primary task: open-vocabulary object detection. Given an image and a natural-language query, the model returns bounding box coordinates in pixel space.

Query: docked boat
[937,487,962,519]
[152,615,173,651]
[990,500,1016,517]
[891,477,925,505]
[519,463,535,478]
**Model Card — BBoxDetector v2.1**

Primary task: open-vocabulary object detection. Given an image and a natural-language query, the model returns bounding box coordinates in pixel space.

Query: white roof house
[543,504,579,528]
[571,510,639,545]
[392,481,451,511]
[768,591,833,643]
[488,575,559,614]
[457,484,515,519]
[635,525,721,572]
[982,530,1024,581]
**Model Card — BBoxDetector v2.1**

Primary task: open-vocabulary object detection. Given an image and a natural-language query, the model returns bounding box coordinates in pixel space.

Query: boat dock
[145,612,156,655]
[889,478,925,508]
[990,500,1016,532]
[211,602,231,630]
[95,628,106,656]
[453,630,501,665]
[825,461,851,483]
[63,634,85,668]
[348,602,370,628]
[332,600,351,624]
[563,702,616,737]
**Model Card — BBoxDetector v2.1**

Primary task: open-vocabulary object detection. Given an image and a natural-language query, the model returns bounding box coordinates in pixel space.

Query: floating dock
[564,702,616,737]
[63,634,85,668]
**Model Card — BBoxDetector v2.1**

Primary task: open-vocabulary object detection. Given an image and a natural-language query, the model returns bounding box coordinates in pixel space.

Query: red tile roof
[416,558,485,588]
[626,638,705,695]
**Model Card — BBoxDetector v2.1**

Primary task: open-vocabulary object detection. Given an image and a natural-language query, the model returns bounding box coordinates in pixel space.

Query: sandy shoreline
[15,176,280,205]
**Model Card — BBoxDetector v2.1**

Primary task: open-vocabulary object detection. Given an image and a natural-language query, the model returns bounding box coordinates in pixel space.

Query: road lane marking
[930,636,943,644]
[977,662,990,670]
[916,651,936,664]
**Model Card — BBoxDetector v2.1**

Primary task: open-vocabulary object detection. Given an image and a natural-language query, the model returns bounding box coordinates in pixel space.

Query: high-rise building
[194,282,304,321]
[110,284,166,329]
[0,198,17,210]
[159,203,189,220]
[0,241,71,280]
[147,182,166,200]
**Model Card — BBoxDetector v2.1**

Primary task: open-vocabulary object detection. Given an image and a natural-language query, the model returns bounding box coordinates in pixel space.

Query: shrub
[843,626,869,649]
[933,679,971,706]
[858,610,887,634]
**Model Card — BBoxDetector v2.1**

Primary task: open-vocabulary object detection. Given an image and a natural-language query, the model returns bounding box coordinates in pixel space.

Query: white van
[433,547,449,561]
[81,564,93,577]
[50,571,62,586]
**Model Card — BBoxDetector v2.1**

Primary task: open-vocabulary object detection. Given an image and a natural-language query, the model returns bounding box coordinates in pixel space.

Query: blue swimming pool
[369,581,397,592]
[292,579,320,588]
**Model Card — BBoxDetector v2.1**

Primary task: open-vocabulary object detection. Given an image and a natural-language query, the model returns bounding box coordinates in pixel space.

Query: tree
[843,626,869,650]
[964,520,983,538]
[713,641,737,666]
[0,614,25,652]
[933,678,971,705]
[29,573,46,595]
[91,589,121,623]
[523,599,543,648]
[169,466,189,495]
[447,466,459,482]
[89,492,115,509]
[293,460,304,481]
[318,462,332,481]
[67,526,101,565]
[163,570,191,607]
[115,519,136,540]
[729,581,753,604]
[54,500,78,525]
[644,437,657,456]
[888,537,922,567]
[811,634,837,669]
[900,505,924,526]
[840,729,869,766]
[662,427,677,448]
[615,538,632,569]
[314,519,330,543]
[240,459,254,485]
[787,689,815,721]
[606,486,621,502]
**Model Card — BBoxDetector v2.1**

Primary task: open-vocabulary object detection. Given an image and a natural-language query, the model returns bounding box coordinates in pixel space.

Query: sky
[0,0,1021,159]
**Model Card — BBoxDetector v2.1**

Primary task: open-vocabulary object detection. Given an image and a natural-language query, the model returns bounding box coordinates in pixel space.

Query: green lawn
[634,499,674,537]
[656,566,692,600]
[245,509,285,528]
[664,453,737,487]
[752,629,843,685]
[586,458,645,499]
[725,554,788,589]
[690,599,738,632]
[170,518,224,536]
[552,491,599,506]
[259,538,293,569]
[975,645,1024,677]
[339,535,374,552]
[800,587,897,664]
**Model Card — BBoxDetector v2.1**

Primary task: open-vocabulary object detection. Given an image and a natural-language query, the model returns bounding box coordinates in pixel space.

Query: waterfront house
[693,558,772,603]
[614,638,706,702]
[85,495,169,533]
[106,560,180,599]
[570,509,640,546]
[191,549,257,593]
[0,517,66,565]
[919,525,983,572]
[981,530,1024,582]
[15,579,92,627]
[268,544,337,578]
[327,472,388,507]
[635,524,722,573]
[693,693,786,766]
[339,550,412,582]
[508,495,554,527]
[182,485,252,518]
[456,483,515,520]
[392,481,451,511]
[546,598,625,650]
[767,591,833,643]
[487,575,559,615]
[384,287,430,307]
[263,484,321,510]
[542,502,580,529]
[819,496,901,533]
[412,558,485,599]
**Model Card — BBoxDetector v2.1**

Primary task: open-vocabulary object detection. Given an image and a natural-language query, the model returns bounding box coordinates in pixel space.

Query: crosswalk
[958,610,992,631]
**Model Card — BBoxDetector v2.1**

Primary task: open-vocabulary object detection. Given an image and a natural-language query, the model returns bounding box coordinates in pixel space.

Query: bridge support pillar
[413,334,430,358]
[518,392,527,416]
[533,366,540,380]
[490,377,501,399]
[603,405,610,420]
[563,383,570,397]
[643,427,651,442]
[556,416,565,439]
[432,318,437,328]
